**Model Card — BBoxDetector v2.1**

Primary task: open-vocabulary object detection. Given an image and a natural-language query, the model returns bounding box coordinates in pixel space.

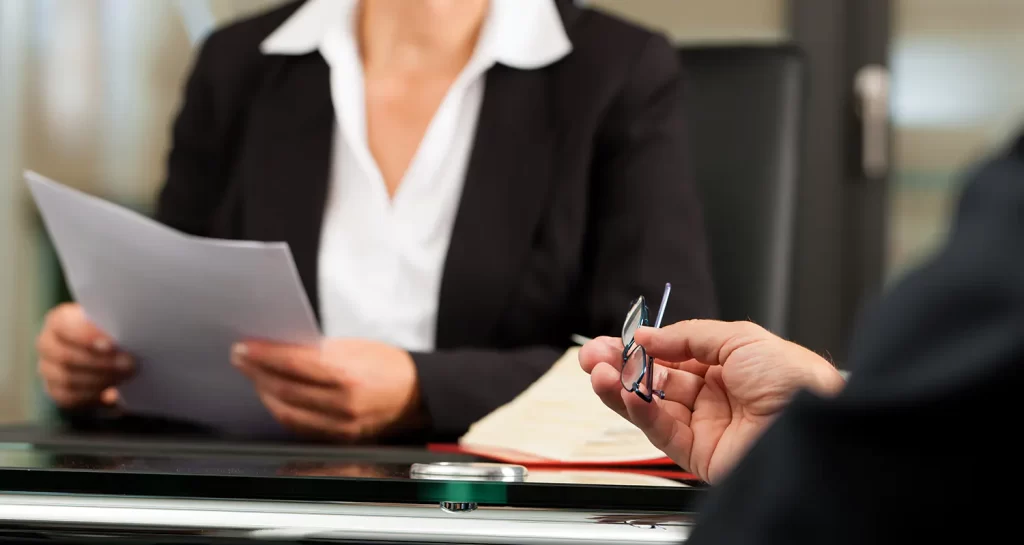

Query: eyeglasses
[621,283,671,403]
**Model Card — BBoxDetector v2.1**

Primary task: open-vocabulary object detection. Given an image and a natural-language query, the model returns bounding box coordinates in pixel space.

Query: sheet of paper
[25,171,321,437]
[459,347,670,463]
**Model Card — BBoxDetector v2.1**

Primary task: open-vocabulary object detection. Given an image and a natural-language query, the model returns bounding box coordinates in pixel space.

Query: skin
[231,339,425,442]
[579,320,846,484]
[361,0,488,198]
[36,0,492,442]
[36,303,133,409]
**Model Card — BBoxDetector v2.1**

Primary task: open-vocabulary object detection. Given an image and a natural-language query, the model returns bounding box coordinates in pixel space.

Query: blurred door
[596,0,894,364]
[790,0,1024,363]
[787,0,893,363]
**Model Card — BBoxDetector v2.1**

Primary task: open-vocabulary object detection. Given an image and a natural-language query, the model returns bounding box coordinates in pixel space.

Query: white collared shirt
[261,0,571,351]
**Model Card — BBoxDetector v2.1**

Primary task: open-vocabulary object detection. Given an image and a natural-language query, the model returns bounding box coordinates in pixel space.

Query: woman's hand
[580,320,845,484]
[36,303,135,409]
[232,338,425,442]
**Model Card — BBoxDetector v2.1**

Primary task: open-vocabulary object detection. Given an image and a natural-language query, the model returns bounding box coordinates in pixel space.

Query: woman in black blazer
[35,0,717,442]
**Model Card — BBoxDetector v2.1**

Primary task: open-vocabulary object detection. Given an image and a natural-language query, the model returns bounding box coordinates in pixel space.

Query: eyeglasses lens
[620,345,646,392]
[622,299,644,347]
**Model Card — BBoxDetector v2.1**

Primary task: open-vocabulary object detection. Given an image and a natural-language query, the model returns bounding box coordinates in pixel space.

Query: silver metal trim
[410,462,528,482]
[0,493,691,544]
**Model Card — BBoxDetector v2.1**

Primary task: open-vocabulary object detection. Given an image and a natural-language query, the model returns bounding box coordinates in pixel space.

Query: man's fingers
[634,320,770,367]
[579,336,624,374]
[591,361,628,419]
[655,358,711,378]
[651,364,705,411]
[592,361,696,422]
[234,341,335,386]
[621,390,694,472]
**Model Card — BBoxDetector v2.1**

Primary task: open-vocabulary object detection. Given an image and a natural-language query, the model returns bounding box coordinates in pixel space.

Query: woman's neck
[358,0,490,74]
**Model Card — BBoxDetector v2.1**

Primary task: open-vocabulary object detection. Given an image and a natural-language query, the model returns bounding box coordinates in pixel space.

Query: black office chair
[678,45,805,336]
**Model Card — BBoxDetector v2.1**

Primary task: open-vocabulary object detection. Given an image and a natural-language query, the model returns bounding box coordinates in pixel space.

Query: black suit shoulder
[567,4,675,57]
[687,135,1024,543]
[199,0,303,61]
[558,3,681,92]
[185,0,306,102]
[156,1,306,235]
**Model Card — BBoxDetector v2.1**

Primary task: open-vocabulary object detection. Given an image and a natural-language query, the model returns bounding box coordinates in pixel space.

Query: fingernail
[231,344,248,367]
[115,354,133,371]
[93,339,112,353]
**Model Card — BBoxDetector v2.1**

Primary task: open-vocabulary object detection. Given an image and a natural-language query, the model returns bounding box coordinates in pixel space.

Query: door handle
[854,65,891,179]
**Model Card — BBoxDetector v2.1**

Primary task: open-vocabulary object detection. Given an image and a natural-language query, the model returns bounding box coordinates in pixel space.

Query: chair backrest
[678,45,805,335]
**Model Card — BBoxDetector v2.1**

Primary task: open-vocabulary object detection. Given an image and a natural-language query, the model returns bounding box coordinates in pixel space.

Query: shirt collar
[259,0,572,69]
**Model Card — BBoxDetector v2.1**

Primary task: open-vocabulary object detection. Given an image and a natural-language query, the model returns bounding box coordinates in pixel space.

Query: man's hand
[580,320,845,484]
[232,338,425,442]
[36,303,135,409]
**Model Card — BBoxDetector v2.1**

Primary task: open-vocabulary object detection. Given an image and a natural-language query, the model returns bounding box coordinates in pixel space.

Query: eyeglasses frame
[621,283,671,403]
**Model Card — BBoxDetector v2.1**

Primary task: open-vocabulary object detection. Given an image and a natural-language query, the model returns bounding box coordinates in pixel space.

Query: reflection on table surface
[0,444,699,487]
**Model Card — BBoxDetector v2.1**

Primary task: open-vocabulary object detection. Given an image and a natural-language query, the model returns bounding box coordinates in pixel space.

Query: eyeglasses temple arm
[653,283,671,328]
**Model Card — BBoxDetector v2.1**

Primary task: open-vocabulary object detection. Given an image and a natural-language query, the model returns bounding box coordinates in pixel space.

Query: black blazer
[155,0,717,439]
[687,133,1024,543]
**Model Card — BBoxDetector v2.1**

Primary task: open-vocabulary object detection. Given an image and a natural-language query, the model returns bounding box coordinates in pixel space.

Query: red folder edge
[427,444,697,480]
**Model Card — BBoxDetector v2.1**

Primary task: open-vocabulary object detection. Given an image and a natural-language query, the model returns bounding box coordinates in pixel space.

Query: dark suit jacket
[688,134,1024,542]
[154,0,717,439]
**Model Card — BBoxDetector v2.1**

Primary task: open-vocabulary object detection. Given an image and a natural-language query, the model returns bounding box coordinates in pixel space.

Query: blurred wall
[0,0,287,423]
[588,0,785,42]
[0,0,32,423]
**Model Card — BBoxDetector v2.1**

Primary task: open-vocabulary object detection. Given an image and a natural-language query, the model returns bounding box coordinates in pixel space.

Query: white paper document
[25,171,321,437]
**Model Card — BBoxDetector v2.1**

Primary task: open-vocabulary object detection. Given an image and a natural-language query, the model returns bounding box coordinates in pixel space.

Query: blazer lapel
[241,53,335,319]
[435,64,561,347]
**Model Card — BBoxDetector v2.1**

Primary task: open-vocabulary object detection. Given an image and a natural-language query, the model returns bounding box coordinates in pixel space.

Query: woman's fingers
[37,328,132,375]
[236,360,354,419]
[36,304,134,409]
[45,303,116,354]
[257,391,360,442]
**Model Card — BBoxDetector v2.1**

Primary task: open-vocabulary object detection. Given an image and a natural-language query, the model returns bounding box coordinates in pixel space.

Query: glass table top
[0,428,708,513]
